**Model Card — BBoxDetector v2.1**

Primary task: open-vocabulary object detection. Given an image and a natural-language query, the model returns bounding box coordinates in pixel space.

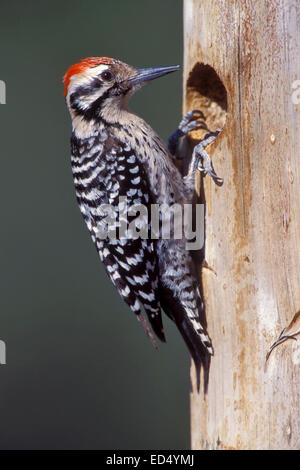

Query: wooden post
[184,0,300,450]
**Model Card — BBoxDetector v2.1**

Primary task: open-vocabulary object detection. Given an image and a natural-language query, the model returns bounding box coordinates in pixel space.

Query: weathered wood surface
[184,0,300,450]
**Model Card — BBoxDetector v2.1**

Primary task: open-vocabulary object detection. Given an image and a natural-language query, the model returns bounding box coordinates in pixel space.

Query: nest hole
[186,63,227,138]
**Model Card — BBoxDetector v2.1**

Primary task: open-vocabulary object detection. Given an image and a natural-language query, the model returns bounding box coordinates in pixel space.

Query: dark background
[0,0,190,450]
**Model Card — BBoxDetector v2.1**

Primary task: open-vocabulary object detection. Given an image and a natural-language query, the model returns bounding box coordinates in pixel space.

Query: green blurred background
[0,0,190,450]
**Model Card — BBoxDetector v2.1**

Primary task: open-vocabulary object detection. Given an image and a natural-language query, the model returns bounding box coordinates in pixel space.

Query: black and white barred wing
[103,171,166,342]
[103,235,165,344]
[74,140,165,344]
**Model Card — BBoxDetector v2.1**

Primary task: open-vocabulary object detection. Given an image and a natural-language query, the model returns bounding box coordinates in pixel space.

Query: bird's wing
[84,142,165,344]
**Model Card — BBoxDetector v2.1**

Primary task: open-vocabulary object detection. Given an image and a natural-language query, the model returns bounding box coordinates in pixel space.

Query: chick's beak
[127,65,180,86]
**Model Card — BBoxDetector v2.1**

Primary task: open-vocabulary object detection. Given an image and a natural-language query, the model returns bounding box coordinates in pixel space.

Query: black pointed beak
[128,65,180,86]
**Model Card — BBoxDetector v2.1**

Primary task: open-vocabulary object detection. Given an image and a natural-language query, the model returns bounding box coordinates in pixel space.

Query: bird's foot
[168,109,208,157]
[194,130,223,186]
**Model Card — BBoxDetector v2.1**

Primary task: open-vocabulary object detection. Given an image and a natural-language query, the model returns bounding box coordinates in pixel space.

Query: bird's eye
[101,70,115,81]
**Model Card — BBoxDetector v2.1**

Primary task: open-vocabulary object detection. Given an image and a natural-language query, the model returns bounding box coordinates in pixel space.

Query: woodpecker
[64,57,222,386]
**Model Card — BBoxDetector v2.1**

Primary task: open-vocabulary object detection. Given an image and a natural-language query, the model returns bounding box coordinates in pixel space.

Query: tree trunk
[184,0,300,450]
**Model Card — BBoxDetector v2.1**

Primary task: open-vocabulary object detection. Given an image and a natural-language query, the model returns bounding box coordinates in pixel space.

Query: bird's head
[63,57,179,124]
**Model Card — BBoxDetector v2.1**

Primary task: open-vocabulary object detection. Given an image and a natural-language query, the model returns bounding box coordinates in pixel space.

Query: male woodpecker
[64,57,221,385]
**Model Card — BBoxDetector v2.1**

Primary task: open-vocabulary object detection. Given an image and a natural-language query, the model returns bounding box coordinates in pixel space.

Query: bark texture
[184,0,300,450]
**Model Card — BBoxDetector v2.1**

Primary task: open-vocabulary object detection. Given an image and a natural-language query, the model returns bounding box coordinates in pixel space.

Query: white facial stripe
[67,64,111,98]
[78,88,104,110]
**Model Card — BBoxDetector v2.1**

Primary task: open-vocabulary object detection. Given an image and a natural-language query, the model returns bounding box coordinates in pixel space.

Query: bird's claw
[168,109,209,157]
[195,130,223,186]
[178,109,208,135]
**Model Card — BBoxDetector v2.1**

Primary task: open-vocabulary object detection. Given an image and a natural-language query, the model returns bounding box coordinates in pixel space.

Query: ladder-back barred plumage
[64,57,218,388]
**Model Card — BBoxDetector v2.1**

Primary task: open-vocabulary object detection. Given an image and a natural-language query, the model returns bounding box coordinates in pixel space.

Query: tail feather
[159,285,212,392]
[176,315,212,392]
